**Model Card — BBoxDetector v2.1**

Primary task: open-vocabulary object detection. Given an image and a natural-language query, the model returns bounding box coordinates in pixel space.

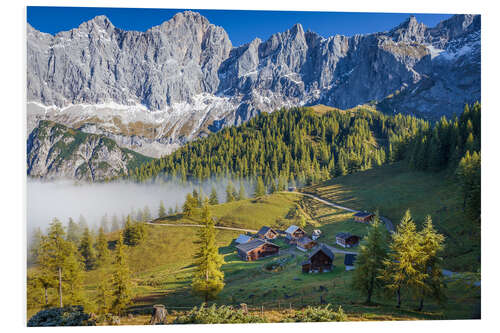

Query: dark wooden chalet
[302,244,335,273]
[296,237,317,251]
[256,226,278,240]
[353,211,374,223]
[235,239,280,261]
[285,225,306,243]
[344,254,357,271]
[336,232,361,248]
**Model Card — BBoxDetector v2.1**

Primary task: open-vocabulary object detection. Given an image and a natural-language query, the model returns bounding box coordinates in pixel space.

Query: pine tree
[29,227,43,265]
[379,210,427,308]
[96,274,112,316]
[66,218,81,244]
[416,215,446,311]
[158,200,167,219]
[37,219,84,307]
[123,215,145,246]
[352,214,388,304]
[111,232,133,316]
[95,227,111,268]
[254,177,266,197]
[209,186,219,205]
[226,180,236,202]
[183,193,195,217]
[238,181,246,200]
[78,227,96,271]
[192,203,225,301]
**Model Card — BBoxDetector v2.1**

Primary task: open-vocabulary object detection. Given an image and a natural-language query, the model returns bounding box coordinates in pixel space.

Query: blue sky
[27,6,453,46]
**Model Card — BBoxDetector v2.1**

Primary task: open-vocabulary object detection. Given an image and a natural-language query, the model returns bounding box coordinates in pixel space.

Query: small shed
[235,234,253,244]
[256,226,278,240]
[296,237,317,251]
[236,239,280,261]
[336,232,361,248]
[285,225,306,243]
[302,244,335,273]
[344,254,357,271]
[353,211,374,223]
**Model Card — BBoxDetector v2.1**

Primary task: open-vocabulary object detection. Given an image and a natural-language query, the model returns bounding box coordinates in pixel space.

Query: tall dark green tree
[352,214,388,304]
[209,186,219,205]
[78,227,96,271]
[111,232,133,316]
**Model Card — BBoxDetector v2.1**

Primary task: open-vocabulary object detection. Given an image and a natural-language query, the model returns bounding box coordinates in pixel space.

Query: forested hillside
[130,106,428,184]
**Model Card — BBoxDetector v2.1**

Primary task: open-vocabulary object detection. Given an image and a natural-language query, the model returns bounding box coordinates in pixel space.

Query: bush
[285,305,347,322]
[173,303,265,324]
[27,306,96,326]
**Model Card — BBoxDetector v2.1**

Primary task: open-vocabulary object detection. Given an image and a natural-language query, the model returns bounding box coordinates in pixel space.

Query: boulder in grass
[149,304,168,325]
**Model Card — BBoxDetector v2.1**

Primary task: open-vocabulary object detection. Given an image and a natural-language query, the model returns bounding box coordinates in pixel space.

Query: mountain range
[27,11,480,179]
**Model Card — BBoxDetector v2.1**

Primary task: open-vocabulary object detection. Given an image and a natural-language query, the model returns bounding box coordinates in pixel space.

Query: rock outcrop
[27,12,480,159]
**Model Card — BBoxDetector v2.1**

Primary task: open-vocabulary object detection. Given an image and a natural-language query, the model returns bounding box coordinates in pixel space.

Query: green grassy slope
[305,162,479,272]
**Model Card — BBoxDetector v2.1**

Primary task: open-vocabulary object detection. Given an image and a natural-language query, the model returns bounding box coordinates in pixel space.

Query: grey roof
[344,254,357,266]
[354,211,373,218]
[297,237,315,246]
[309,244,335,260]
[285,225,299,234]
[336,232,351,239]
[235,239,279,253]
[235,234,252,244]
[257,226,275,236]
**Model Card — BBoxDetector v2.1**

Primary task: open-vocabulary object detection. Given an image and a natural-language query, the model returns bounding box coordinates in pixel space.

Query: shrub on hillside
[27,306,96,326]
[173,303,264,324]
[285,305,347,322]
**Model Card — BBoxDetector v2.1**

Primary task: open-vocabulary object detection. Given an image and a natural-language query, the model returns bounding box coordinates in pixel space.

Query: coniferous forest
[129,106,428,184]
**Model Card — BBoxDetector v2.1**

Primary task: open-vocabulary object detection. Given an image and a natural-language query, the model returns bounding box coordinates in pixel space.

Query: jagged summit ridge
[27,11,480,160]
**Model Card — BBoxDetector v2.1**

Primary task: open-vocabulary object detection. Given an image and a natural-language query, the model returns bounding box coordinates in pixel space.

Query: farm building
[302,244,335,273]
[336,232,361,248]
[311,229,322,240]
[344,254,357,271]
[235,239,280,261]
[353,211,374,223]
[235,234,253,244]
[256,226,278,240]
[296,237,317,251]
[285,225,306,243]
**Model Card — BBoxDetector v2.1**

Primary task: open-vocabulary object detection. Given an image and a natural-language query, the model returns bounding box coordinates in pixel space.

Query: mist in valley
[27,178,255,240]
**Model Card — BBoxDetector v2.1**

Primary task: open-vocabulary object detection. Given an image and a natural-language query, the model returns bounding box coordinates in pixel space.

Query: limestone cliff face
[27,120,149,181]
[27,12,480,159]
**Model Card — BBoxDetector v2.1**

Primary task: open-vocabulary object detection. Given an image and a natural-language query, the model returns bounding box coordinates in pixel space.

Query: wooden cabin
[296,237,317,251]
[256,226,278,240]
[336,232,361,248]
[285,225,306,244]
[236,239,280,261]
[344,254,357,271]
[353,211,374,223]
[302,244,335,273]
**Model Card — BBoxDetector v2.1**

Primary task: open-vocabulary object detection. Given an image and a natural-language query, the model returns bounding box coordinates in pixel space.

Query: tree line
[129,106,427,186]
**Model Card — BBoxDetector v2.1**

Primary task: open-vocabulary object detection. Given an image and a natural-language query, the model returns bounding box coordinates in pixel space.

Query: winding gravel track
[145,222,257,233]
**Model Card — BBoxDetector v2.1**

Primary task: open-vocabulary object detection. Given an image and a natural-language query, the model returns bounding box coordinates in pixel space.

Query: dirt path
[145,222,257,233]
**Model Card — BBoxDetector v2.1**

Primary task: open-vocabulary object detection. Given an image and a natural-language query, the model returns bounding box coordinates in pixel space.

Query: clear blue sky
[27,6,453,47]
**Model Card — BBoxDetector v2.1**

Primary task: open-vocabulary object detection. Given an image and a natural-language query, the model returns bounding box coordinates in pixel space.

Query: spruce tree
[183,193,195,217]
[111,232,133,316]
[79,227,96,271]
[158,200,167,219]
[95,227,111,268]
[37,219,84,307]
[238,181,246,200]
[192,203,225,302]
[209,186,219,205]
[352,214,388,304]
[226,180,236,202]
[255,177,266,197]
[66,218,81,244]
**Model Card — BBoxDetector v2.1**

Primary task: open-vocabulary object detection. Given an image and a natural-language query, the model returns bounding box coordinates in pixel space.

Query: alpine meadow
[26,8,481,326]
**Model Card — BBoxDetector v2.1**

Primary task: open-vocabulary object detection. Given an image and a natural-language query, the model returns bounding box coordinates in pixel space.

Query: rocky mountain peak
[77,15,115,33]
[389,15,427,42]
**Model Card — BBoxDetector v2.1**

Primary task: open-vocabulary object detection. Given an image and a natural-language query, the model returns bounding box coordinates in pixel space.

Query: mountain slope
[27,120,152,181]
[27,12,480,158]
